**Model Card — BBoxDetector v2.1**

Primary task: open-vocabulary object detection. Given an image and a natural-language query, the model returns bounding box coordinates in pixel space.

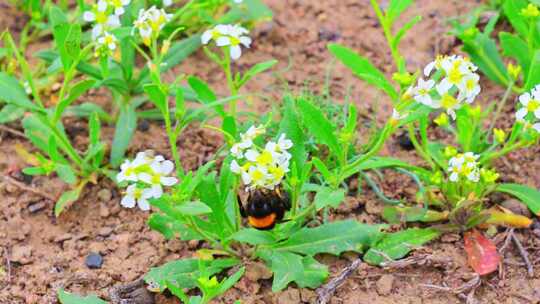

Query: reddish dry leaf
[463,229,500,275]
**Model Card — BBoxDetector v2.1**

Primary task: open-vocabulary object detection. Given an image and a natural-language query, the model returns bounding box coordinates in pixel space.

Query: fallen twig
[109,277,154,304]
[381,253,454,269]
[420,274,480,295]
[511,231,534,277]
[1,175,57,202]
[0,125,25,138]
[316,259,363,304]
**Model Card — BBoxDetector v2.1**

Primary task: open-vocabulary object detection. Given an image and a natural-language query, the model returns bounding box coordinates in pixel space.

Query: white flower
[516,87,540,121]
[138,159,178,198]
[23,81,31,95]
[234,0,242,3]
[98,32,117,50]
[448,152,480,183]
[121,184,153,211]
[412,78,435,106]
[109,0,131,15]
[391,109,407,121]
[202,24,251,60]
[457,73,481,104]
[134,6,172,45]
[163,0,173,6]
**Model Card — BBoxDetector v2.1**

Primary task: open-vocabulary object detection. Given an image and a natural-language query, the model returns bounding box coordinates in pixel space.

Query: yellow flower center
[133,188,143,199]
[527,99,540,112]
[230,36,240,46]
[256,151,273,166]
[448,65,464,85]
[441,94,458,109]
[96,11,108,24]
[151,174,161,184]
[251,169,264,182]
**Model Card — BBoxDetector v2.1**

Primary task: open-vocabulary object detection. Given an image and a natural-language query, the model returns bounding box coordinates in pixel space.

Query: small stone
[187,240,199,250]
[365,199,383,215]
[376,274,394,295]
[98,227,113,237]
[276,288,301,304]
[396,132,414,150]
[300,289,317,303]
[85,252,103,269]
[54,233,73,243]
[245,262,273,281]
[137,119,150,132]
[28,201,46,213]
[97,189,112,202]
[5,183,19,194]
[99,204,110,218]
[11,245,33,265]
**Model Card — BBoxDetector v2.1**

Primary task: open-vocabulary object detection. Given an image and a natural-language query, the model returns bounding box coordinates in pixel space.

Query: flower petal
[121,195,136,208]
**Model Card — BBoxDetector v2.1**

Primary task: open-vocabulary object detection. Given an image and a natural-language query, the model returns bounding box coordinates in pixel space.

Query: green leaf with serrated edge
[144,258,239,292]
[294,256,329,289]
[57,289,107,304]
[197,173,235,237]
[110,104,137,167]
[273,220,386,256]
[238,59,277,87]
[499,32,530,79]
[279,96,307,173]
[364,228,440,265]
[462,33,509,86]
[176,201,212,216]
[231,228,277,245]
[314,187,346,210]
[502,0,529,38]
[0,104,25,123]
[328,44,398,100]
[259,251,304,292]
[496,183,540,216]
[525,50,540,91]
[0,72,40,111]
[55,189,81,217]
[297,98,341,160]
[54,79,96,122]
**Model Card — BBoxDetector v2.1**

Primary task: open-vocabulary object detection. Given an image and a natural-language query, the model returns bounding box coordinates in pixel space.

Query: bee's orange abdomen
[248,213,277,229]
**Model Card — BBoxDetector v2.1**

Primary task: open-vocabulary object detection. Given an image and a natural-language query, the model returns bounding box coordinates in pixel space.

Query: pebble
[376,274,394,295]
[11,245,33,265]
[98,227,113,237]
[99,204,110,218]
[396,132,414,150]
[85,252,103,269]
[28,201,46,213]
[97,189,112,202]
[276,288,301,304]
[245,262,273,281]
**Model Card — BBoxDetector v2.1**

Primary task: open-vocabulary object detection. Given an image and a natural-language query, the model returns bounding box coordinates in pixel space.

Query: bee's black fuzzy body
[239,188,291,230]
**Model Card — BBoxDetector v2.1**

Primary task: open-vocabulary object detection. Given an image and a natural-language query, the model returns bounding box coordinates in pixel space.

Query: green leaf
[54,79,96,122]
[391,15,422,50]
[110,104,137,167]
[525,50,540,91]
[314,187,346,210]
[55,188,81,217]
[499,32,530,78]
[496,183,540,216]
[274,220,385,256]
[143,84,168,115]
[231,228,277,245]
[312,157,333,182]
[176,201,212,216]
[217,267,245,294]
[462,33,509,86]
[55,164,77,185]
[220,0,273,23]
[144,258,239,292]
[238,59,277,87]
[197,173,235,237]
[363,228,440,265]
[0,72,41,111]
[279,96,307,171]
[57,289,107,304]
[328,44,398,100]
[297,98,341,159]
[261,251,304,292]
[294,256,329,289]
[502,0,529,38]
[0,104,25,123]
[386,0,414,24]
[187,76,225,117]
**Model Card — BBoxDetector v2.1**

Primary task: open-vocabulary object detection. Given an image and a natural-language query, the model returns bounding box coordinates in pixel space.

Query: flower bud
[434,113,449,127]
[444,146,457,158]
[392,72,414,87]
[493,128,507,144]
[507,63,521,80]
[521,3,540,18]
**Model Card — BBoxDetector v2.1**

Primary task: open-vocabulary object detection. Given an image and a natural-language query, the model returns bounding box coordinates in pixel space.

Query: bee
[239,187,291,230]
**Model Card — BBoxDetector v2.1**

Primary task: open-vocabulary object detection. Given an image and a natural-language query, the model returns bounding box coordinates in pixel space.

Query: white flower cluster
[134,6,172,46]
[409,55,481,120]
[83,0,130,56]
[515,85,540,133]
[117,151,178,211]
[448,152,480,183]
[202,24,252,60]
[229,125,293,191]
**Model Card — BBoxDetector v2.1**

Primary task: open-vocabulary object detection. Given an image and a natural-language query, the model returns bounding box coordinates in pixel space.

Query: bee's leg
[238,194,247,218]
[282,190,291,211]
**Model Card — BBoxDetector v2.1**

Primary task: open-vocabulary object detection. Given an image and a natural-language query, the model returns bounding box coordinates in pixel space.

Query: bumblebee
[239,188,291,230]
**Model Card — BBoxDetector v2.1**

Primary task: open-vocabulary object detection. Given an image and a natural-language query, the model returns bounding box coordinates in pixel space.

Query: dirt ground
[1,0,540,303]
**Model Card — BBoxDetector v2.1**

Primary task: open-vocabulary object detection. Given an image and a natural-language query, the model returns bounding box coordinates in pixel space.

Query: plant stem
[407,124,436,169]
[487,79,514,140]
[223,48,238,116]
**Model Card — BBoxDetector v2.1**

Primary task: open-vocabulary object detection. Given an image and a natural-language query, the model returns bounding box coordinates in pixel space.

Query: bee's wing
[238,194,247,218]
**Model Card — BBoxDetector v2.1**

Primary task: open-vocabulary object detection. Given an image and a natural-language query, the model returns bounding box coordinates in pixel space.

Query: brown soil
[1,0,540,303]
